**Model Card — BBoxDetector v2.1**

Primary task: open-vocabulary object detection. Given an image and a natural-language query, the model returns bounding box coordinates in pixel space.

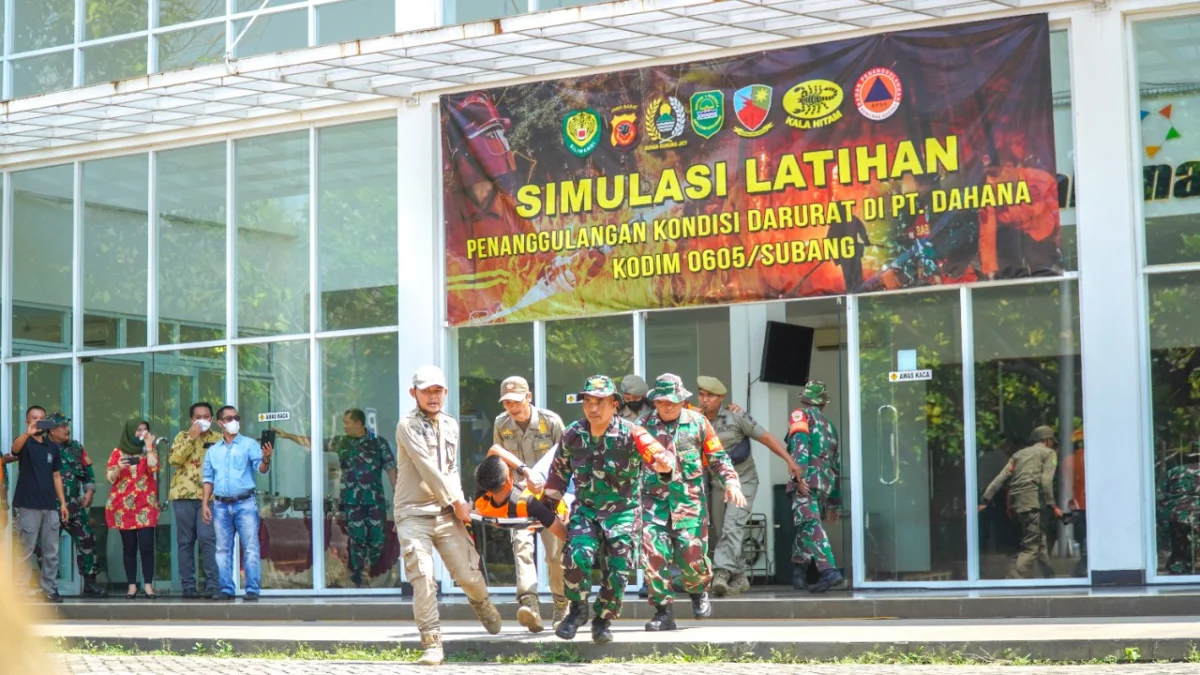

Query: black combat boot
[591,617,613,643]
[809,568,845,594]
[645,604,677,631]
[638,581,649,599]
[690,591,712,619]
[792,565,808,590]
[82,575,108,598]
[555,601,590,640]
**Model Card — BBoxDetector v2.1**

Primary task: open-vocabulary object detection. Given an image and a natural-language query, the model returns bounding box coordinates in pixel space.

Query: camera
[35,419,57,431]
[260,429,276,447]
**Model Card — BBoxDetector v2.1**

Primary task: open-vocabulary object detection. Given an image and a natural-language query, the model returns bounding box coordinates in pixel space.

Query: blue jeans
[213,497,261,595]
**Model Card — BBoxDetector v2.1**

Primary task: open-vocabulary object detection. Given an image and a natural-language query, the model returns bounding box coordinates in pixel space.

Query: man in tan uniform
[619,374,651,423]
[696,376,801,596]
[979,425,1063,579]
[492,375,567,632]
[395,365,502,666]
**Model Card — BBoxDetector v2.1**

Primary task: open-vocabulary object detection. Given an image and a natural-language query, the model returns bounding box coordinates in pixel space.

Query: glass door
[857,291,967,583]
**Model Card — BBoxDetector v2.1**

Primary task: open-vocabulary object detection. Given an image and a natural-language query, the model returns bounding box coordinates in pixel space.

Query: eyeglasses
[220,415,241,422]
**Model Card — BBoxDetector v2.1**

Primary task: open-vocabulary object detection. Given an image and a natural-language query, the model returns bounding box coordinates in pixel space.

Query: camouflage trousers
[1011,509,1054,579]
[1166,521,1197,575]
[344,503,386,576]
[791,491,835,572]
[59,500,100,577]
[563,507,638,621]
[643,517,709,606]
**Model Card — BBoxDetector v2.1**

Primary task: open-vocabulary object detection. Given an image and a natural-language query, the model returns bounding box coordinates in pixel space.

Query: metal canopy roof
[0,0,1074,161]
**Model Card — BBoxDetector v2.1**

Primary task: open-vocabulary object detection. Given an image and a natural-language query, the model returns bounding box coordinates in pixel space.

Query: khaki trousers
[708,460,759,574]
[512,527,565,603]
[398,511,490,633]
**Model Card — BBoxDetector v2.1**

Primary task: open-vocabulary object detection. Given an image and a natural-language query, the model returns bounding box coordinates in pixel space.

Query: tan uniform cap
[696,376,727,396]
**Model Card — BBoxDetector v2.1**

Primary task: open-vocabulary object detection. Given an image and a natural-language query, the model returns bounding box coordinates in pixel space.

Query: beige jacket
[393,407,465,520]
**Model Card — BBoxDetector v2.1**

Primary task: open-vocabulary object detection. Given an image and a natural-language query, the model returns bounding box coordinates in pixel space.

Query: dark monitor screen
[759,321,815,387]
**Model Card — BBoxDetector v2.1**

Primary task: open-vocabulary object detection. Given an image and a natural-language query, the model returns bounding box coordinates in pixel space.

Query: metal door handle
[877,404,899,485]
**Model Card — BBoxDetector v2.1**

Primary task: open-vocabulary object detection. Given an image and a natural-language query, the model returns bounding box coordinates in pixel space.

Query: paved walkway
[51,657,1200,674]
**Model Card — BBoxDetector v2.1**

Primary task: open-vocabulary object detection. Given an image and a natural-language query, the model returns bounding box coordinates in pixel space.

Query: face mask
[197,419,212,433]
[136,431,146,442]
[624,399,645,413]
[224,420,240,436]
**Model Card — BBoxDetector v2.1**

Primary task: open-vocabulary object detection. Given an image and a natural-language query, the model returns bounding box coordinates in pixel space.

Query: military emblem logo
[562,108,602,157]
[610,103,639,150]
[782,79,844,130]
[733,84,774,137]
[644,95,688,151]
[690,90,725,139]
[854,68,902,121]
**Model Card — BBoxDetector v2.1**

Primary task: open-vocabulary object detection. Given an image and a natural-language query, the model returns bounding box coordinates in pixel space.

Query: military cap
[498,375,530,403]
[799,380,829,406]
[1029,425,1055,443]
[696,376,727,396]
[650,373,691,404]
[47,411,70,427]
[620,374,649,397]
[579,375,618,399]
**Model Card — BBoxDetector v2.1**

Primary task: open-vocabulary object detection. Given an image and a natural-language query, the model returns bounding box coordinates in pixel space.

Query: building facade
[0,0,1195,595]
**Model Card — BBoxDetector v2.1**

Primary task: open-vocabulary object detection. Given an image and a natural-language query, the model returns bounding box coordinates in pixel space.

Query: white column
[729,303,790,564]
[396,102,439,384]
[398,0,440,32]
[1070,8,1146,583]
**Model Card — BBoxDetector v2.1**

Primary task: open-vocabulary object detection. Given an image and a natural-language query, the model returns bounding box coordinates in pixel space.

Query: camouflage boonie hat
[578,375,618,399]
[650,373,691,404]
[47,411,70,427]
[799,380,829,406]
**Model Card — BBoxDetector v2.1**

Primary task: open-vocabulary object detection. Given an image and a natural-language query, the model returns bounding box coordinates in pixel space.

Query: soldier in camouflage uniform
[640,374,744,632]
[980,425,1062,579]
[58,432,107,597]
[542,375,674,644]
[1157,442,1200,575]
[787,381,845,593]
[334,409,397,587]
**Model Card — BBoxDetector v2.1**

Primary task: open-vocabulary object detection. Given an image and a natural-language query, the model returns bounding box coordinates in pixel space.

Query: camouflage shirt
[1159,463,1200,525]
[786,406,841,506]
[59,440,95,505]
[335,433,396,507]
[641,408,739,528]
[543,415,673,520]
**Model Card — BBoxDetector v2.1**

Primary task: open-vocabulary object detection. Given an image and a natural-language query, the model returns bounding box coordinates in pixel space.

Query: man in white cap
[696,375,801,597]
[491,375,567,632]
[395,365,502,665]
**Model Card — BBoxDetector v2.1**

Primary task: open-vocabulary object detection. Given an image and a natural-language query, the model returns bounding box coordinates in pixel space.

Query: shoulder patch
[788,409,809,435]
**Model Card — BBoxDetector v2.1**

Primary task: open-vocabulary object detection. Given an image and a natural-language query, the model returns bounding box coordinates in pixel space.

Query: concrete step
[40,617,1200,663]
[44,587,1200,623]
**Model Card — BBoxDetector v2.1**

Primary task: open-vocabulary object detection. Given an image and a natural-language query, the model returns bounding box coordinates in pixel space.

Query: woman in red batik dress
[105,419,160,600]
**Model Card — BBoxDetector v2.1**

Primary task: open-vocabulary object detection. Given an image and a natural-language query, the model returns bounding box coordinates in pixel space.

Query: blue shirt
[202,434,264,498]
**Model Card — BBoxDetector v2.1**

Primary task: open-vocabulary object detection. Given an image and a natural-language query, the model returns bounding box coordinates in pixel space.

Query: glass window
[858,291,965,581]
[157,24,224,72]
[545,316,633,425]
[238,340,313,590]
[13,0,74,52]
[234,131,310,337]
[236,0,303,11]
[1148,271,1200,576]
[456,323,534,586]
[232,9,307,58]
[13,165,74,350]
[537,0,606,8]
[159,0,224,27]
[317,119,398,331]
[83,38,148,85]
[1049,30,1077,272]
[1135,17,1200,266]
[444,0,528,24]
[157,143,227,345]
[12,51,74,98]
[149,348,225,594]
[973,282,1083,580]
[317,0,394,45]
[86,0,148,40]
[644,308,731,394]
[320,333,400,589]
[83,155,149,350]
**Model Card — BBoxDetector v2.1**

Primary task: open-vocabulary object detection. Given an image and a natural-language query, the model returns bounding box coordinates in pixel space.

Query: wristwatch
[518,464,529,475]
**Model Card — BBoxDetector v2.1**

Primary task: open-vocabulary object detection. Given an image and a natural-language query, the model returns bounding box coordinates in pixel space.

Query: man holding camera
[202,406,273,601]
[170,402,223,599]
[10,407,71,602]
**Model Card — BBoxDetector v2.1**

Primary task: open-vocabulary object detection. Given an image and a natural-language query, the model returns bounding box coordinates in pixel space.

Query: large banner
[442,15,1059,326]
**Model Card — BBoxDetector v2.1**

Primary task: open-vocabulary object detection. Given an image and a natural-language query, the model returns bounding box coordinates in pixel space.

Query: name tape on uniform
[258,411,291,422]
[888,369,932,383]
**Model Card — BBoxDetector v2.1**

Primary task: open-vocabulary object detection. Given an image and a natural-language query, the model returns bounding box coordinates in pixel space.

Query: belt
[212,490,255,504]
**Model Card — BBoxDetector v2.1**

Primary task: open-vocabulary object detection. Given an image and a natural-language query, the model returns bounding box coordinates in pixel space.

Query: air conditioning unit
[814,326,845,352]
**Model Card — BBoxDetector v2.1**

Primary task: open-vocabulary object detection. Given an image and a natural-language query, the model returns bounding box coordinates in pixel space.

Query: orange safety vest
[474,488,568,520]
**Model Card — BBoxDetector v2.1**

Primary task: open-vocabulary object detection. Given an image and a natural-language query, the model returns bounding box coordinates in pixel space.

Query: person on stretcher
[473,448,569,541]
